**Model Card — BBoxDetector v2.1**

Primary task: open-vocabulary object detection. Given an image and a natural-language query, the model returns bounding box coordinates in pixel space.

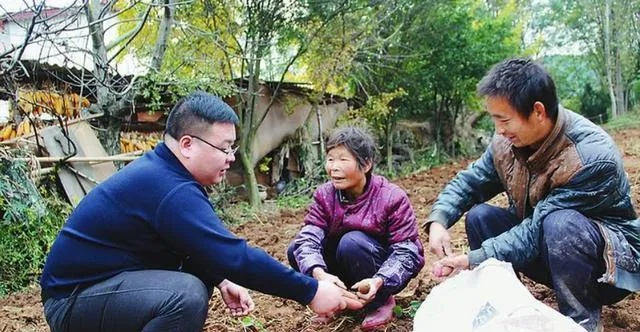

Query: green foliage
[580,83,609,124]
[605,110,640,132]
[542,0,640,115]
[631,80,640,112]
[0,152,45,223]
[275,162,326,210]
[208,182,244,225]
[136,72,235,113]
[377,146,451,179]
[217,201,260,226]
[542,55,600,104]
[258,157,272,173]
[369,0,520,153]
[276,178,320,210]
[239,315,267,331]
[562,96,582,114]
[208,181,280,226]
[0,195,69,296]
[281,96,306,115]
[393,300,422,318]
[407,147,450,172]
[117,0,242,78]
[275,193,312,210]
[345,89,407,137]
[475,114,495,133]
[0,155,71,295]
[295,1,396,96]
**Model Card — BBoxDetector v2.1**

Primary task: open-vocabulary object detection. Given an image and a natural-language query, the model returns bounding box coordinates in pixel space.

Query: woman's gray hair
[326,126,376,174]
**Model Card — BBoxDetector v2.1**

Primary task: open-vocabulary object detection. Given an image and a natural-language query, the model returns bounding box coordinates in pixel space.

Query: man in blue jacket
[40,92,358,332]
[427,58,640,332]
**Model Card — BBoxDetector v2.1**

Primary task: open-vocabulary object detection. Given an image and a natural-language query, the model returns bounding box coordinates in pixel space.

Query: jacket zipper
[523,168,531,217]
[596,222,616,284]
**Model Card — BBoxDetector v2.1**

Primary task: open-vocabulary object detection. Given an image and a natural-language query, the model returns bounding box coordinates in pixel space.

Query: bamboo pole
[16,150,144,163]
[29,151,144,177]
[32,167,55,177]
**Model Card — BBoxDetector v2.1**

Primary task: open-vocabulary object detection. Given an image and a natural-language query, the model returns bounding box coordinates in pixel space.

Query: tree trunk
[614,47,626,115]
[239,41,263,208]
[313,102,324,156]
[385,119,393,173]
[239,145,260,207]
[150,0,175,71]
[85,0,120,155]
[602,0,618,118]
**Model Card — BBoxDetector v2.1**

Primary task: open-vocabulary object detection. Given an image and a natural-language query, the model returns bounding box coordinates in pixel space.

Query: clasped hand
[309,268,365,322]
[351,277,383,304]
[428,222,470,280]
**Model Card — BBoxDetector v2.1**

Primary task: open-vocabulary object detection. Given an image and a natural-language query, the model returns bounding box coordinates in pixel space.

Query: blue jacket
[40,143,318,303]
[428,108,640,291]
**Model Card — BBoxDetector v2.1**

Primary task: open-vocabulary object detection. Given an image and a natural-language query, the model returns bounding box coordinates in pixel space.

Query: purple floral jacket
[291,175,425,294]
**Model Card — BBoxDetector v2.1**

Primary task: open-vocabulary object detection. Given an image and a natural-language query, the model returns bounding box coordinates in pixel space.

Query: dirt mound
[2,129,640,332]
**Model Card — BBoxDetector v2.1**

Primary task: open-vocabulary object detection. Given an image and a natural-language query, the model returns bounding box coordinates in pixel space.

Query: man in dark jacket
[40,92,358,332]
[427,58,640,332]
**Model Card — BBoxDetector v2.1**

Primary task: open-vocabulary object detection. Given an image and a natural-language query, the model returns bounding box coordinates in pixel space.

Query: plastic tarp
[413,258,586,332]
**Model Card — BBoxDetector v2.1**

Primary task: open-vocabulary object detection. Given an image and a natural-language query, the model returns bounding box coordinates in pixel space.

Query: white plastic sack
[413,258,586,332]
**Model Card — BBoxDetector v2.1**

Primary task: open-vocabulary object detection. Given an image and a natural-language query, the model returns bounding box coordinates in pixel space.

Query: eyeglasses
[189,135,238,156]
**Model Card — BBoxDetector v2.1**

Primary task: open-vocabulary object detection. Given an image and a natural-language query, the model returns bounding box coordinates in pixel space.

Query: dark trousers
[43,270,211,332]
[287,231,390,309]
[465,204,630,332]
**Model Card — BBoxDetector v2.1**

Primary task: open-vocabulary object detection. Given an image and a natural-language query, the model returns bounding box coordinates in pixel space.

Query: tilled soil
[2,129,640,332]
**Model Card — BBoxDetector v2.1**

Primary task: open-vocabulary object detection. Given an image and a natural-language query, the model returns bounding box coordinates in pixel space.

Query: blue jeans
[43,270,211,332]
[287,231,391,309]
[466,204,630,332]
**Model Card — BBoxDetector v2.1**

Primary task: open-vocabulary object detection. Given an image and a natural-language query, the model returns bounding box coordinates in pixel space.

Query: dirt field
[2,129,640,332]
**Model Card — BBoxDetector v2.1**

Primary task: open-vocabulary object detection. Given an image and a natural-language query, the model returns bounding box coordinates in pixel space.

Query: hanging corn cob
[1,89,93,142]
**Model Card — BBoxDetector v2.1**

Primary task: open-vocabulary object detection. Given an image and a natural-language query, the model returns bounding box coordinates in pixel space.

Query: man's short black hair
[477,58,559,122]
[164,91,239,139]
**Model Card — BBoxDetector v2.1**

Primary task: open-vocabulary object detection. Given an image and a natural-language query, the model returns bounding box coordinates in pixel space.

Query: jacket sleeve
[428,145,504,229]
[468,160,620,268]
[291,224,327,276]
[291,188,332,276]
[155,183,318,305]
[374,190,425,295]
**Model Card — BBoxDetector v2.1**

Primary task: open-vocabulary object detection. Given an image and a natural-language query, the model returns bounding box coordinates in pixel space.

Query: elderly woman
[287,126,425,330]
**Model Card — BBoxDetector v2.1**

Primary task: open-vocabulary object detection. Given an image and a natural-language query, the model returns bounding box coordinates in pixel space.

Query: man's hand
[428,222,452,258]
[351,277,383,304]
[312,267,347,290]
[217,279,255,317]
[433,254,470,279]
[309,280,359,318]
[311,287,364,323]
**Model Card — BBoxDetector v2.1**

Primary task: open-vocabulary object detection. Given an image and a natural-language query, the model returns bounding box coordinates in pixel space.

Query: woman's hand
[350,277,383,304]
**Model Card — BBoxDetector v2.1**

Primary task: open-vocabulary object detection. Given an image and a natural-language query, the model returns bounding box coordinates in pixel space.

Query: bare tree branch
[1,1,44,75]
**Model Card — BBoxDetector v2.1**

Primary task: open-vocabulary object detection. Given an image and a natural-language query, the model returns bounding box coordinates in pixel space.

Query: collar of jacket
[512,106,568,173]
[337,173,373,204]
